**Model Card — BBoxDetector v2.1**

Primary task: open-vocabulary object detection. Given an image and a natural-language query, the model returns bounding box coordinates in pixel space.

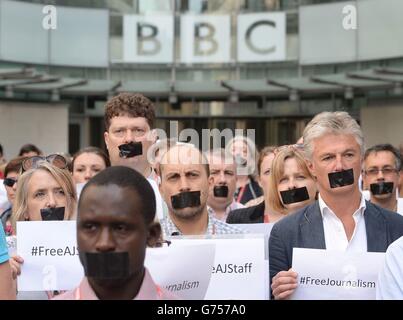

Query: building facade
[0,0,402,157]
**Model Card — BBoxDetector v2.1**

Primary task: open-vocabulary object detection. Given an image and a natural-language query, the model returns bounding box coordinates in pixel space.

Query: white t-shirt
[376,235,403,299]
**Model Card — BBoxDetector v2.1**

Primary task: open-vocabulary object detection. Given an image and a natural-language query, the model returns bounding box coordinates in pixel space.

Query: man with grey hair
[362,144,402,214]
[269,111,403,300]
[206,148,245,221]
[158,144,243,237]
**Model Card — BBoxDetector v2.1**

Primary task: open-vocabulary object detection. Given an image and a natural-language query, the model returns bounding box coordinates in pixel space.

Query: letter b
[194,23,218,56]
[137,22,161,55]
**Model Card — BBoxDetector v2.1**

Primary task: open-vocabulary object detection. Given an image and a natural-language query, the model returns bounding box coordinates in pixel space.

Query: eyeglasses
[22,154,68,173]
[364,167,398,177]
[3,177,17,187]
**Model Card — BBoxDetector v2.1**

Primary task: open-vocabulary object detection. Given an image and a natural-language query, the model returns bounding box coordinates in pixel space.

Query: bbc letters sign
[237,12,286,62]
[123,12,286,64]
[123,15,174,63]
[180,14,231,64]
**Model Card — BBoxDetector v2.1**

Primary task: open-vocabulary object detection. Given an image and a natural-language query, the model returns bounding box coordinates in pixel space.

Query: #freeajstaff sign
[170,235,269,300]
[16,221,215,297]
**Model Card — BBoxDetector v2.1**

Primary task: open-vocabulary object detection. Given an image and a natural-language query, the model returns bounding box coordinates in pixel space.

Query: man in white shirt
[269,111,403,300]
[103,93,164,220]
[376,235,403,299]
[362,144,402,215]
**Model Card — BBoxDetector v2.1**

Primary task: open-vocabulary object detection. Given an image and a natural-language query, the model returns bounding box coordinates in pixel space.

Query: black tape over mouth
[40,207,65,221]
[81,252,130,280]
[171,191,201,209]
[280,187,310,205]
[328,169,354,188]
[370,182,394,195]
[213,186,229,198]
[118,142,143,158]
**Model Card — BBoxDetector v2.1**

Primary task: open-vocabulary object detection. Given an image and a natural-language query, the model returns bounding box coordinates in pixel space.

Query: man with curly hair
[104,92,157,180]
[103,93,165,221]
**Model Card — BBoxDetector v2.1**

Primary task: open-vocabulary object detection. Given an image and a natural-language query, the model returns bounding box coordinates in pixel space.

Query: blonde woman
[10,160,77,299]
[268,146,317,216]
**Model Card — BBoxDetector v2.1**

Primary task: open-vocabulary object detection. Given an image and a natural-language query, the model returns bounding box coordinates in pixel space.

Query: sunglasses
[22,154,68,173]
[3,177,17,187]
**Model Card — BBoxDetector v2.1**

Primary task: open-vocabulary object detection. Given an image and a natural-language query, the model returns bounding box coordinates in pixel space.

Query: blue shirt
[0,226,9,264]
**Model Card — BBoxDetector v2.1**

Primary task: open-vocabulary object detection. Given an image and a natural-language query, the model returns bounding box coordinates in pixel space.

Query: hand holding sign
[271,268,298,300]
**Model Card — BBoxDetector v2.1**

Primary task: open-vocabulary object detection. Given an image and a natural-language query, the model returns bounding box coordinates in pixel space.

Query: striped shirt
[161,211,244,237]
[207,200,245,222]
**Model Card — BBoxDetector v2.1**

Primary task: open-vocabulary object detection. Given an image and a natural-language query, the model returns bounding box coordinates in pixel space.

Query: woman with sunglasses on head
[71,147,110,185]
[268,146,317,216]
[227,136,263,205]
[10,159,77,299]
[1,157,26,236]
[227,146,284,224]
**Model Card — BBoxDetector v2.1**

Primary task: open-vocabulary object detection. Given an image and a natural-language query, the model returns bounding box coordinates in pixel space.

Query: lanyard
[236,185,246,203]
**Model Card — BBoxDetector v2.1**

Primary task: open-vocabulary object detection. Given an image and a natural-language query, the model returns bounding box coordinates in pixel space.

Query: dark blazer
[269,200,403,283]
[226,201,265,224]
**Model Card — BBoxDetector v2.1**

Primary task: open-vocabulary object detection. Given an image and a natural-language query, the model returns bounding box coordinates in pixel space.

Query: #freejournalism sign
[123,12,286,64]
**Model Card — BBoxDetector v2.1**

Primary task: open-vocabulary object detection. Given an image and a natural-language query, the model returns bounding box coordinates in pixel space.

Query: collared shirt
[148,168,159,184]
[207,200,245,222]
[376,235,403,299]
[146,178,165,221]
[160,211,244,237]
[365,189,403,216]
[318,193,367,252]
[53,268,177,300]
[397,198,403,216]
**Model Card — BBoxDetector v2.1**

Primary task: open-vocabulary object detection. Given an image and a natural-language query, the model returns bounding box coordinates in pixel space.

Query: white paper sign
[180,14,230,64]
[237,12,286,62]
[145,244,215,300]
[16,221,217,296]
[17,221,84,291]
[291,248,385,300]
[170,235,269,300]
[124,14,174,63]
[232,223,274,237]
